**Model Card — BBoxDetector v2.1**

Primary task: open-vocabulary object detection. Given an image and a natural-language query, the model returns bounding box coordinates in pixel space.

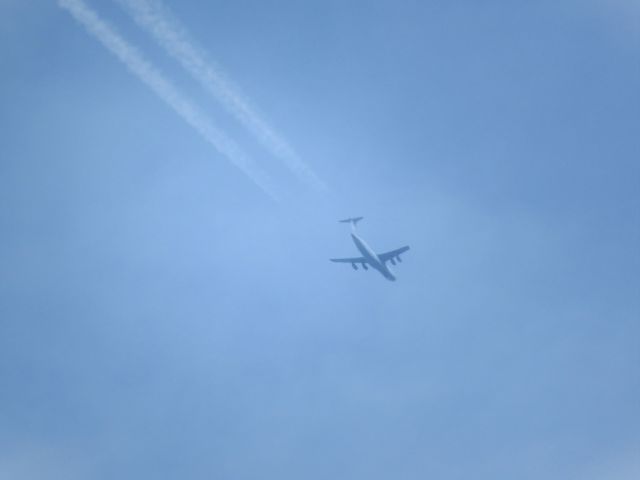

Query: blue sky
[1,1,638,479]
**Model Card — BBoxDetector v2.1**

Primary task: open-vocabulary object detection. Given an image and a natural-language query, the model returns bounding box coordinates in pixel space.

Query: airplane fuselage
[351,233,396,281]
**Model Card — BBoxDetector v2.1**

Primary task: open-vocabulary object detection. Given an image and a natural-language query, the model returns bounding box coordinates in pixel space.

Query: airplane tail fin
[339,216,363,228]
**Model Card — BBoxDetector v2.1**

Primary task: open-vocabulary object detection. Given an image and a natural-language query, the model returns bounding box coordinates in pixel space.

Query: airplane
[330,217,410,281]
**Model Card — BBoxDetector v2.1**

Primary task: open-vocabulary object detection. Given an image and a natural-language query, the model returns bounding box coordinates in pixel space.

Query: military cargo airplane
[330,217,410,281]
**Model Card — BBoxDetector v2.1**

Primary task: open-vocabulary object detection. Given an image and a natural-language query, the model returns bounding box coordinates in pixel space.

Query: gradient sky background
[1,1,639,479]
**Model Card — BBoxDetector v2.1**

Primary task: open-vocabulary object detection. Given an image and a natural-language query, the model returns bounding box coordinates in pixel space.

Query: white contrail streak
[58,0,280,201]
[116,0,328,193]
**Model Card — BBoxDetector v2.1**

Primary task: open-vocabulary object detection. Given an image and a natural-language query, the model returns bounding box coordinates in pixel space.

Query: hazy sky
[1,1,638,479]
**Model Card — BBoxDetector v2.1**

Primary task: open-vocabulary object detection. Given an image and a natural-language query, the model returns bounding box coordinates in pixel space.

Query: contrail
[58,0,280,201]
[115,0,328,193]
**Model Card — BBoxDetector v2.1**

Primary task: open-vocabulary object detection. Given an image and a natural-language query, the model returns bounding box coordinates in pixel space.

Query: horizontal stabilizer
[338,216,363,226]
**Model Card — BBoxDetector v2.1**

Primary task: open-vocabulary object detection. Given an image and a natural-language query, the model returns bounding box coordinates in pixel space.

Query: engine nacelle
[390,258,396,265]
[362,262,368,270]
[352,263,358,270]
[396,256,402,262]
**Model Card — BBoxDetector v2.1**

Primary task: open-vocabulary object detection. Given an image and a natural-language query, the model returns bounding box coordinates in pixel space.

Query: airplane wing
[330,256,369,270]
[378,246,410,264]
[329,256,367,263]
